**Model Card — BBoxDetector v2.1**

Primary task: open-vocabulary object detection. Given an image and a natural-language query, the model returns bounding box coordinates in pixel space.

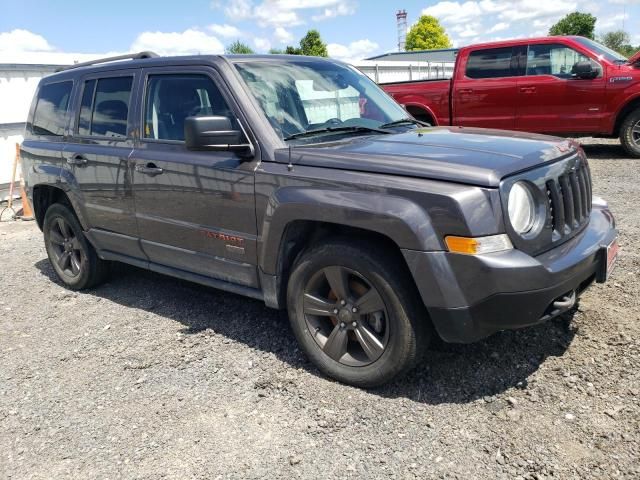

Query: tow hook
[553,291,576,311]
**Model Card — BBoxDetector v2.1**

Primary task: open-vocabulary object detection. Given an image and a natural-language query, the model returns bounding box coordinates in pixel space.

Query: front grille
[545,160,592,238]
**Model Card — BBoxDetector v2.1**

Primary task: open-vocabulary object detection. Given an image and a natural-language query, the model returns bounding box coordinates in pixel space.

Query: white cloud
[599,12,629,30]
[274,27,294,44]
[208,24,243,38]
[253,37,272,51]
[487,22,510,33]
[131,29,224,56]
[328,39,379,62]
[311,3,357,21]
[0,29,54,52]
[214,0,357,27]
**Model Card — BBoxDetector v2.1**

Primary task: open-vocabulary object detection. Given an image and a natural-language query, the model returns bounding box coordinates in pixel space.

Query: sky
[0,0,638,62]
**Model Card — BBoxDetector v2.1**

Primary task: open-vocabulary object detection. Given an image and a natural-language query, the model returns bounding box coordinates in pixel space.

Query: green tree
[285,45,302,55]
[225,40,254,54]
[549,12,597,39]
[299,29,328,57]
[601,30,639,58]
[405,15,452,51]
[268,48,285,54]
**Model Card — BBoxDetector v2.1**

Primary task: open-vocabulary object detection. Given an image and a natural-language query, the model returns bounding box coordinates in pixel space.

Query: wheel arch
[32,184,71,231]
[404,103,437,125]
[613,95,640,137]
[258,188,441,309]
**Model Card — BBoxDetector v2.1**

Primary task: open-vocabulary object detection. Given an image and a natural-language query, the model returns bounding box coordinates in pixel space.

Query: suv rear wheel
[286,240,428,387]
[620,108,640,158]
[43,203,108,290]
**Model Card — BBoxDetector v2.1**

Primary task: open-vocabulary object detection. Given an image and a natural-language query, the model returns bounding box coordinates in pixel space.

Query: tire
[619,108,640,158]
[43,203,108,290]
[286,240,429,388]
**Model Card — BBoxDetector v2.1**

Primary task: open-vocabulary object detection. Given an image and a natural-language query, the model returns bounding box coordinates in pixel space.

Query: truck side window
[32,81,73,136]
[143,74,233,142]
[465,48,516,79]
[76,77,133,138]
[526,44,593,78]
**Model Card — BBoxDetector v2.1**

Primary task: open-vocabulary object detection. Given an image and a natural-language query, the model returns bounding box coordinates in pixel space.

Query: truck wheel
[43,203,108,290]
[286,240,428,387]
[619,109,640,158]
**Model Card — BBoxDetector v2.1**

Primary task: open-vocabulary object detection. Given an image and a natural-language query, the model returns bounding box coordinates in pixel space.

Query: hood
[282,127,578,187]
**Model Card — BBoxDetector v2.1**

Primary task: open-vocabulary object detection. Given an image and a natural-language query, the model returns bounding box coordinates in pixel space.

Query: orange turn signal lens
[445,234,513,255]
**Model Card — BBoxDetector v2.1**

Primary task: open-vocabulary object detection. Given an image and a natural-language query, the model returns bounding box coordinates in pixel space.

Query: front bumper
[402,203,617,343]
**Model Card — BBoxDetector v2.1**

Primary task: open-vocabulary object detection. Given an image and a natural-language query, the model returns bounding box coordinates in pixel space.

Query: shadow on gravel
[35,258,576,405]
[580,142,632,160]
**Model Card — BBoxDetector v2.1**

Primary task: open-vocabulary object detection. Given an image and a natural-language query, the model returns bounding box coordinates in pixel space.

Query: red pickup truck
[382,36,640,157]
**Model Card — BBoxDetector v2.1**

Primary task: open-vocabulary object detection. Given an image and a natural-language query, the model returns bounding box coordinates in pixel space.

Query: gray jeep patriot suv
[22,52,618,387]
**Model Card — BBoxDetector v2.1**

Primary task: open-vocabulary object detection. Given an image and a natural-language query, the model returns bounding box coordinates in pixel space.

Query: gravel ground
[1,138,639,479]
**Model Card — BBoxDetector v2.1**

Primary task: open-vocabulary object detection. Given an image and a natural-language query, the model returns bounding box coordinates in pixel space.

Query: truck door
[452,47,520,130]
[515,43,605,134]
[130,67,259,288]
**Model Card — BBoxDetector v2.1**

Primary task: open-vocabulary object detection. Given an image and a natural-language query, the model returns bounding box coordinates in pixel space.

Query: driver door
[515,43,605,134]
[130,67,259,288]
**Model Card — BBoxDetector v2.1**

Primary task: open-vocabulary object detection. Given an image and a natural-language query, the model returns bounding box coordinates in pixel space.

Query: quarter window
[76,77,133,138]
[465,48,516,79]
[526,44,594,78]
[144,74,233,141]
[32,81,73,136]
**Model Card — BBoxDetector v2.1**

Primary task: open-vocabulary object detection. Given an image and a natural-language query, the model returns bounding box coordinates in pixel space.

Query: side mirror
[573,61,598,79]
[184,116,253,156]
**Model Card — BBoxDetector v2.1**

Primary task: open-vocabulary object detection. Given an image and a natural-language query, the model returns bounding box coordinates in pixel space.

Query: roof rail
[55,51,159,72]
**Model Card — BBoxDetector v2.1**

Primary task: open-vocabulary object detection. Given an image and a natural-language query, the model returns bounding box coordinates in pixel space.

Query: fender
[258,186,442,275]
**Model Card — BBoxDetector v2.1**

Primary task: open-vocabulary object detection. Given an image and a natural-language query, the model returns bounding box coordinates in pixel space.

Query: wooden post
[16,143,34,221]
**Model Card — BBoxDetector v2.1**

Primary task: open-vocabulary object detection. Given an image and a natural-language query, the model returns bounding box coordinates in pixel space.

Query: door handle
[520,86,536,93]
[458,89,473,94]
[135,163,164,176]
[67,154,88,166]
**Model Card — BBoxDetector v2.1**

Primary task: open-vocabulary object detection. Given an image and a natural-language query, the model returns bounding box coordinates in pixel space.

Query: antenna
[397,10,408,52]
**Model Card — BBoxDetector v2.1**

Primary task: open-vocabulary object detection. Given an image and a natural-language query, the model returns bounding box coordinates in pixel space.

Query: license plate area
[597,238,619,282]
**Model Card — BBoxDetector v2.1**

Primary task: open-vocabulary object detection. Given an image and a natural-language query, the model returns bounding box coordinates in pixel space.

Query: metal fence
[354,60,455,84]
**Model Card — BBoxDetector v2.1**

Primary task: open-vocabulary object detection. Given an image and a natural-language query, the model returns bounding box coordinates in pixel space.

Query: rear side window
[32,81,73,136]
[143,74,233,141]
[76,76,133,138]
[466,48,516,79]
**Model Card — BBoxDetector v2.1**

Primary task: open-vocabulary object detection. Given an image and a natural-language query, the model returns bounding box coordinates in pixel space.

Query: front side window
[235,60,409,141]
[526,44,594,78]
[466,48,516,79]
[144,74,233,141]
[32,81,73,136]
[76,76,133,138]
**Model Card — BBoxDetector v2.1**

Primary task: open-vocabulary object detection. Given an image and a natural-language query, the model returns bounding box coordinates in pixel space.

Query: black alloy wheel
[303,265,390,367]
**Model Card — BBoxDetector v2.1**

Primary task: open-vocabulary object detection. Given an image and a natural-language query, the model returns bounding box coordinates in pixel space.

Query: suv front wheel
[286,240,428,387]
[43,203,108,290]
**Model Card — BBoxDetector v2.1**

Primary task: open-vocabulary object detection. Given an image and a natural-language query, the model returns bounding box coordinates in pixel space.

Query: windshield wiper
[379,117,430,129]
[284,125,391,141]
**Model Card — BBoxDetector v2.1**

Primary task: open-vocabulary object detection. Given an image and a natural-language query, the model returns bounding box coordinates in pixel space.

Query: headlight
[508,182,536,234]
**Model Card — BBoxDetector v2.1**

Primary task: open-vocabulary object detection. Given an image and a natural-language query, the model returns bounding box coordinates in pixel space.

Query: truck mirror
[572,61,598,80]
[184,116,253,156]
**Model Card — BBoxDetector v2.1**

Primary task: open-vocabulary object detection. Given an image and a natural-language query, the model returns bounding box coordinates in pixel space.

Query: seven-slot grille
[545,160,592,238]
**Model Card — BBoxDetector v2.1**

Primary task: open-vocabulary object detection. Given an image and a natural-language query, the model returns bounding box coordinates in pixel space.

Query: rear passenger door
[453,47,521,130]
[64,70,144,260]
[130,67,259,288]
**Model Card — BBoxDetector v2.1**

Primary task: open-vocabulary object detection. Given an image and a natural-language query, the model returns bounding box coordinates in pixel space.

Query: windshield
[235,60,410,141]
[572,36,629,62]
